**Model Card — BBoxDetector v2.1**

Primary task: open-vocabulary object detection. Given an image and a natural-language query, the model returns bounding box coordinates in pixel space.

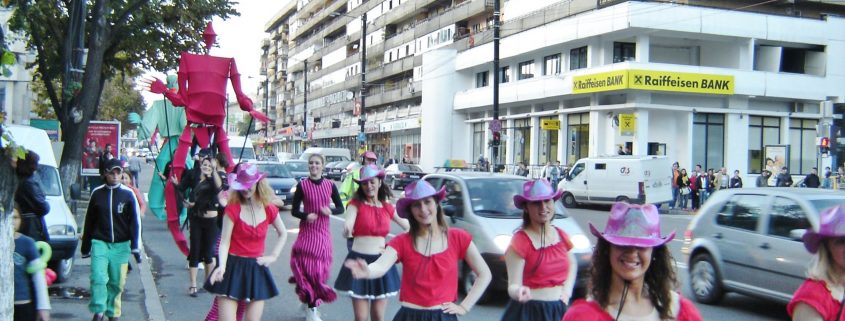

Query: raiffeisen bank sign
[572,69,734,95]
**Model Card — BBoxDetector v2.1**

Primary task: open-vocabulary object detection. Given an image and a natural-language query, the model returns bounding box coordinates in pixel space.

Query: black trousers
[188,216,219,267]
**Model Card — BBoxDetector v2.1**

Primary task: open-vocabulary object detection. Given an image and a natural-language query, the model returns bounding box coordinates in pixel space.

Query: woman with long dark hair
[186,156,226,297]
[345,180,491,321]
[499,179,576,321]
[563,202,701,321]
[335,164,409,321]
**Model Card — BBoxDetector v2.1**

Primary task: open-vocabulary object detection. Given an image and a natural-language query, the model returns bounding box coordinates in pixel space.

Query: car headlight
[493,234,512,252]
[48,224,76,236]
[569,234,591,251]
[290,186,297,194]
[274,189,283,195]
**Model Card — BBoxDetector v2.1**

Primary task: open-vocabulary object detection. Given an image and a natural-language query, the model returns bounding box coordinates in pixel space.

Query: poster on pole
[81,121,121,176]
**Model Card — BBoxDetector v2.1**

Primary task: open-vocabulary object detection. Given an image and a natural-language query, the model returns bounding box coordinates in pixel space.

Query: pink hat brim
[589,223,676,248]
[228,172,266,191]
[513,190,563,209]
[803,231,826,253]
[354,170,386,183]
[396,187,446,219]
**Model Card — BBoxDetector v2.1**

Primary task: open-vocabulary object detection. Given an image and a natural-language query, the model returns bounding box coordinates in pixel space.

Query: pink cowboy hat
[803,205,845,254]
[362,151,377,161]
[513,179,563,210]
[589,202,675,248]
[354,164,385,183]
[395,180,446,219]
[227,163,266,191]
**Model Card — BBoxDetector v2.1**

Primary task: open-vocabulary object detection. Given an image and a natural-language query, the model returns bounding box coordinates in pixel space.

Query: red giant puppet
[146,22,269,255]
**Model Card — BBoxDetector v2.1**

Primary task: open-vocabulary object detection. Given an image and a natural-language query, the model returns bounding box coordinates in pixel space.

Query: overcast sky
[141,1,290,107]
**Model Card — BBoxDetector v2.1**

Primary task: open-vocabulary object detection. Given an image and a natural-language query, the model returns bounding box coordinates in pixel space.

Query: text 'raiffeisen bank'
[572,70,735,95]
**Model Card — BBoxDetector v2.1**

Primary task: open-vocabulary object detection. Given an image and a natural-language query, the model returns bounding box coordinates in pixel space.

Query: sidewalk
[49,191,165,321]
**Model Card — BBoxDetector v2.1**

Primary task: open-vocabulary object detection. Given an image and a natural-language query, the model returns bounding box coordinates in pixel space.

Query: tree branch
[113,0,151,32]
[25,14,61,114]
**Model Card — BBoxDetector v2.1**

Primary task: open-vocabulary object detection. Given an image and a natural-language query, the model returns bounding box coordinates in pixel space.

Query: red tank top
[509,227,572,288]
[788,279,844,321]
[225,203,279,258]
[349,199,395,237]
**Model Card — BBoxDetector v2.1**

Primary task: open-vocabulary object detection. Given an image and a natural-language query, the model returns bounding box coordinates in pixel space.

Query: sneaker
[198,264,204,270]
[305,307,322,321]
[91,314,105,321]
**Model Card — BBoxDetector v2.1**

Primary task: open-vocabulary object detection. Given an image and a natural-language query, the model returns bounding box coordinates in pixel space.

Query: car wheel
[689,253,725,304]
[460,264,492,304]
[615,195,630,203]
[562,192,578,208]
[51,257,74,284]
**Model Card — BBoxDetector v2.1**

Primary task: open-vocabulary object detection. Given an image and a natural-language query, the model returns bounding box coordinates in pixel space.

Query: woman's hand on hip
[256,255,277,267]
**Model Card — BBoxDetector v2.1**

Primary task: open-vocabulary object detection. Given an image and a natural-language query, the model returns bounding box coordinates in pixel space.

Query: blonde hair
[807,242,845,285]
[227,178,277,207]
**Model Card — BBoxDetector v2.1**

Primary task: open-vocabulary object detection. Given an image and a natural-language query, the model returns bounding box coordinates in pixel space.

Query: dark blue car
[255,162,297,206]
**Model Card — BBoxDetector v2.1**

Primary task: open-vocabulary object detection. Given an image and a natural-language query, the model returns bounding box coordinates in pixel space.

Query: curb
[139,246,166,321]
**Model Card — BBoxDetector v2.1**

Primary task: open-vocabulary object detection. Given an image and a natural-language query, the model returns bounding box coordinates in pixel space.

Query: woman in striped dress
[290,153,345,321]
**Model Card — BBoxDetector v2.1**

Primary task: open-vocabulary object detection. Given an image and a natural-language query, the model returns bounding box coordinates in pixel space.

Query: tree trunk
[0,147,20,320]
[59,0,110,192]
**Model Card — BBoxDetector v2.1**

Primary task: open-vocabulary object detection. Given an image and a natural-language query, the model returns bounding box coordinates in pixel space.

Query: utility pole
[303,59,308,149]
[264,77,270,140]
[491,0,501,172]
[359,13,368,150]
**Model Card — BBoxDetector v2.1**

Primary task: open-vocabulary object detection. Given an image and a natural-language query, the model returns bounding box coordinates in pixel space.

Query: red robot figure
[146,22,269,255]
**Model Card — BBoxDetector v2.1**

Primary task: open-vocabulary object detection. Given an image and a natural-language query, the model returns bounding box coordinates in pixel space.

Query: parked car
[281,159,309,180]
[254,162,297,206]
[323,161,340,178]
[145,153,155,164]
[421,172,593,302]
[385,164,427,190]
[299,147,351,163]
[326,160,353,180]
[559,155,672,208]
[682,187,845,305]
[5,125,80,283]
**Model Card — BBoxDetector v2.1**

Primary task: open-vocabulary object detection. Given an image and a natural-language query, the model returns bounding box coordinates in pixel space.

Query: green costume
[339,164,363,207]
[129,75,189,222]
[89,240,130,317]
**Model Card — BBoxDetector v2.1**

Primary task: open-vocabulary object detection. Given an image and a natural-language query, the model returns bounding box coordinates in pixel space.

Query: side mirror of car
[70,183,82,200]
[442,204,459,223]
[789,229,807,241]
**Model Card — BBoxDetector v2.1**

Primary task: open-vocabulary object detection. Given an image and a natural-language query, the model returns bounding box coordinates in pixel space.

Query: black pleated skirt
[499,299,566,321]
[203,254,279,302]
[392,307,459,321]
[335,250,401,299]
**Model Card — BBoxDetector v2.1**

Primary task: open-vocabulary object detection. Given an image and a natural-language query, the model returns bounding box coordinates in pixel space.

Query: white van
[6,125,79,282]
[228,136,257,163]
[299,147,352,164]
[558,155,672,207]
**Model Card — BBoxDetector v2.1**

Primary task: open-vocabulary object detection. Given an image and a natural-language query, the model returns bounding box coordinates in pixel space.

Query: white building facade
[419,1,845,179]
[1,7,36,125]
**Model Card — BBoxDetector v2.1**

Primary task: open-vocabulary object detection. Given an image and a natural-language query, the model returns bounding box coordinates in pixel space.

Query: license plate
[410,175,419,179]
[334,169,341,172]
[278,195,286,200]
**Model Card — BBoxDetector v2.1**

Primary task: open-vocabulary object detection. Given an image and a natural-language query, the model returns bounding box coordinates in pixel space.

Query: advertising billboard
[82,121,121,176]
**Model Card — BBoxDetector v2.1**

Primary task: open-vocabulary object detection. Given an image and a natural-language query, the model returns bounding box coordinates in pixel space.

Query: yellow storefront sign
[573,70,734,95]
[618,113,636,136]
[541,119,560,130]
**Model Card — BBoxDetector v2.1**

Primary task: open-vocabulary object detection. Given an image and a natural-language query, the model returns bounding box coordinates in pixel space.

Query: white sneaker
[305,307,322,321]
[198,264,204,270]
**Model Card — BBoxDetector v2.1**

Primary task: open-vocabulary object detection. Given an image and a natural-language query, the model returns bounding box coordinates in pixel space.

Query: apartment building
[260,1,297,154]
[274,0,494,163]
[420,0,845,178]
[1,7,36,125]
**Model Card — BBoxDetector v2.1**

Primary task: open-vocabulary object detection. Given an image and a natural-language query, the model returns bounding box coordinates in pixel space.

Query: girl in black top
[185,156,227,297]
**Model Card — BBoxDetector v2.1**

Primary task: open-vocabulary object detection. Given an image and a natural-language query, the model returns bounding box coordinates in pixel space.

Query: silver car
[422,172,593,302]
[682,187,845,305]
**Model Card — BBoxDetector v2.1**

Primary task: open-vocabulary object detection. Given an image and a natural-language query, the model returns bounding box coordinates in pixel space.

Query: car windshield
[810,198,845,213]
[231,147,255,160]
[465,179,533,218]
[33,164,62,196]
[325,156,347,163]
[256,164,292,178]
[399,164,423,172]
[285,162,308,172]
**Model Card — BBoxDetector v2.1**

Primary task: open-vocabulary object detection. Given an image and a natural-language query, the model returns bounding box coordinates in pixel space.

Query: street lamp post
[303,59,308,148]
[359,12,367,151]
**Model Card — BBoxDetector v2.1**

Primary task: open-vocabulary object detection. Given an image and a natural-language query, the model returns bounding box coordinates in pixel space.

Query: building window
[790,118,818,175]
[613,42,636,63]
[748,116,781,174]
[476,71,488,88]
[539,116,559,164]
[543,54,561,76]
[513,118,531,166]
[499,66,510,83]
[570,46,588,70]
[567,113,589,165]
[472,122,485,161]
[518,60,534,80]
[692,113,725,171]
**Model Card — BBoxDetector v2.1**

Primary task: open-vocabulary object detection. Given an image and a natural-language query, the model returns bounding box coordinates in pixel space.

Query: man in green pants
[81,159,142,321]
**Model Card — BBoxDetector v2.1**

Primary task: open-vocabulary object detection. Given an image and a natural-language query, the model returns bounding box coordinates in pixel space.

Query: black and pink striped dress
[289,178,340,307]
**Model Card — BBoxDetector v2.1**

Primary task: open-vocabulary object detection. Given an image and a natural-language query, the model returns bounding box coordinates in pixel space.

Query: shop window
[790,118,817,175]
[499,66,510,83]
[472,123,485,161]
[513,118,531,166]
[692,113,724,171]
[569,46,588,70]
[613,42,636,63]
[518,60,534,80]
[748,116,781,174]
[544,54,561,76]
[476,71,488,88]
[567,113,589,165]
[539,116,559,165]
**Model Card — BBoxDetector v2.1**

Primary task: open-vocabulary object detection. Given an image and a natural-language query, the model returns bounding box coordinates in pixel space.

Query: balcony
[292,0,347,40]
[365,80,421,107]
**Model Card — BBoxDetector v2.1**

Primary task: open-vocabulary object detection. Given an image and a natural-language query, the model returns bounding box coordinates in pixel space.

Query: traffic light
[832,125,840,154]
[821,136,830,154]
[492,131,501,146]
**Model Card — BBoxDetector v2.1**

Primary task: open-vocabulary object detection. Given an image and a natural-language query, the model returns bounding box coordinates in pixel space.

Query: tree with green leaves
[7,0,237,193]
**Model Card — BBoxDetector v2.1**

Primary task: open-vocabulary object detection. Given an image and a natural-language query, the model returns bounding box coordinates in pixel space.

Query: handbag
[680,187,691,196]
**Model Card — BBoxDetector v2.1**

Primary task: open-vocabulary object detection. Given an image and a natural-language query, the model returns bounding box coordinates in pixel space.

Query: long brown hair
[406,197,448,250]
[590,239,678,320]
[227,178,275,207]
